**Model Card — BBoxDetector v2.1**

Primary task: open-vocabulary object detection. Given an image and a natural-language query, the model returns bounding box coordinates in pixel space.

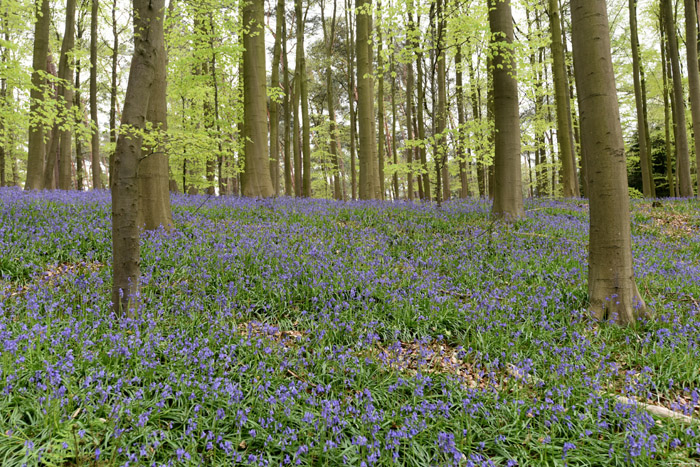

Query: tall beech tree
[662,0,692,197]
[25,0,51,190]
[548,0,577,198]
[137,0,172,231]
[112,0,166,314]
[356,0,378,199]
[241,0,274,197]
[270,0,284,196]
[629,0,653,197]
[684,0,700,196]
[58,0,77,190]
[295,0,311,197]
[571,0,648,325]
[90,0,102,189]
[489,0,524,219]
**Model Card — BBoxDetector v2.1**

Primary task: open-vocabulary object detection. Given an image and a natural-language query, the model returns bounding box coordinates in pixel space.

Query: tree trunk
[26,0,51,190]
[629,0,653,197]
[549,0,578,197]
[456,44,468,198]
[109,0,119,187]
[684,0,700,196]
[356,0,378,199]
[405,48,415,200]
[570,0,648,325]
[436,0,449,203]
[489,0,524,219]
[137,0,173,231]
[241,0,274,197]
[90,0,102,189]
[75,34,84,191]
[282,11,293,197]
[293,76,301,196]
[270,0,284,197]
[468,55,484,198]
[295,0,311,197]
[390,46,399,200]
[639,57,656,197]
[660,13,675,197]
[112,0,164,315]
[322,0,342,200]
[558,0,585,196]
[58,0,77,191]
[345,0,357,200]
[415,35,430,199]
[0,25,7,187]
[377,6,386,200]
[662,0,693,196]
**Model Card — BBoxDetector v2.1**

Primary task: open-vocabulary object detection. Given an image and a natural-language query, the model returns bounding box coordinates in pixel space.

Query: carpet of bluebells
[1,187,699,466]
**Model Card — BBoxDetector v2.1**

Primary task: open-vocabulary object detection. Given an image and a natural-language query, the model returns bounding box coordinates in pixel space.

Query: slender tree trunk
[26,0,51,190]
[345,0,357,199]
[209,15,225,196]
[415,30,430,199]
[456,44,468,198]
[57,0,77,190]
[571,0,648,325]
[138,0,172,231]
[390,47,400,200]
[112,0,164,315]
[282,12,293,196]
[322,0,342,200]
[640,59,656,197]
[75,35,84,191]
[685,0,700,196]
[0,25,7,187]
[90,0,102,189]
[489,0,524,219]
[293,76,301,196]
[436,0,449,203]
[295,0,311,197]
[109,0,119,187]
[558,1,584,196]
[662,0,693,196]
[549,0,577,197]
[270,0,284,197]
[405,53,415,200]
[356,0,378,199]
[468,55,484,197]
[660,13,675,196]
[629,0,653,197]
[377,5,386,200]
[242,0,274,197]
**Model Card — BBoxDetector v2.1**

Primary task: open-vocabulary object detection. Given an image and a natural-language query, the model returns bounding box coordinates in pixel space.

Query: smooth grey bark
[109,0,119,187]
[270,0,284,197]
[58,0,77,190]
[90,0,102,189]
[137,0,173,231]
[549,0,578,197]
[295,0,311,197]
[684,0,700,196]
[571,0,648,325]
[112,0,164,315]
[489,0,524,219]
[25,0,51,190]
[241,0,274,197]
[660,12,675,197]
[345,0,357,199]
[629,0,653,197]
[662,0,693,196]
[356,0,378,199]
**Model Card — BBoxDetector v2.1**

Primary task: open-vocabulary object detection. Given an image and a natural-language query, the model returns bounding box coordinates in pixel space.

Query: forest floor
[0,187,699,466]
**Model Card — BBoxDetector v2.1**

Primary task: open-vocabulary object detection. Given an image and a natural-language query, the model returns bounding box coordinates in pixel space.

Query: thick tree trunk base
[588,278,650,325]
